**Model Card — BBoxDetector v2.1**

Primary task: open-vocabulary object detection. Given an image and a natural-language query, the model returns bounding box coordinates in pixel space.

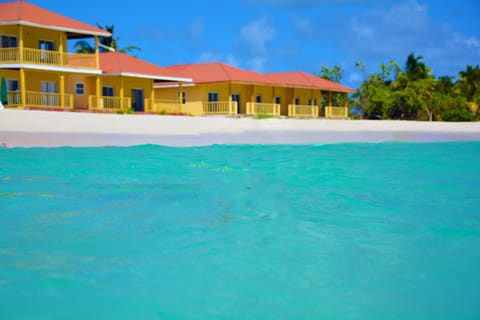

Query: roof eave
[0,21,111,37]
[103,72,192,82]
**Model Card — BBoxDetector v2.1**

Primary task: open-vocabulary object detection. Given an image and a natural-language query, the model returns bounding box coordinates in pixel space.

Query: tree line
[319,54,480,121]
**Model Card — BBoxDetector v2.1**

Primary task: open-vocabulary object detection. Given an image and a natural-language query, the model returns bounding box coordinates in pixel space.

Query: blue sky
[32,0,480,88]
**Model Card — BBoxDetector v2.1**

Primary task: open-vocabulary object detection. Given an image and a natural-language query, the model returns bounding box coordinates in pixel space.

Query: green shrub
[158,109,167,115]
[255,113,274,120]
[442,109,475,122]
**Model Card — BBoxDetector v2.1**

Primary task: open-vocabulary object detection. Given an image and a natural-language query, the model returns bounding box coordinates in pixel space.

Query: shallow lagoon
[1,142,480,319]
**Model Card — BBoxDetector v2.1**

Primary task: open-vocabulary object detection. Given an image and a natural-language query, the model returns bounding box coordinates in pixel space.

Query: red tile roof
[99,52,192,82]
[265,71,355,93]
[0,1,110,37]
[165,62,354,92]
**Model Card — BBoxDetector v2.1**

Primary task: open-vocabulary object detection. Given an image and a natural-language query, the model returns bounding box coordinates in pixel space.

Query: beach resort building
[154,62,354,117]
[0,0,354,118]
[0,1,190,112]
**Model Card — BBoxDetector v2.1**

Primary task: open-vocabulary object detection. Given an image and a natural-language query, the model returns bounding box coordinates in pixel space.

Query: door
[41,81,57,106]
[231,93,241,113]
[131,88,144,112]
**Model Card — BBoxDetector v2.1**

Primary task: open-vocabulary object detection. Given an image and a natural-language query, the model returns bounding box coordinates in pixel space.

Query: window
[1,35,17,48]
[308,98,317,106]
[295,97,300,105]
[255,94,262,103]
[7,79,19,91]
[102,86,114,97]
[41,81,58,106]
[6,79,19,104]
[275,96,281,104]
[75,83,85,95]
[208,92,218,102]
[39,40,55,51]
[177,90,186,105]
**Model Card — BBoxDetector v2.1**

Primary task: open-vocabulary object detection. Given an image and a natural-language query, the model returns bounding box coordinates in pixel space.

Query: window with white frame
[275,96,281,104]
[308,98,317,106]
[256,94,262,103]
[295,97,300,105]
[75,82,85,95]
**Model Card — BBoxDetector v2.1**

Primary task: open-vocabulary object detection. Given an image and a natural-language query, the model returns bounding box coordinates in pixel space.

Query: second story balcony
[0,47,97,70]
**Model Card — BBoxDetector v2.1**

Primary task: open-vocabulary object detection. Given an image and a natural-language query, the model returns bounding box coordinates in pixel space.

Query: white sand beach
[1,109,480,147]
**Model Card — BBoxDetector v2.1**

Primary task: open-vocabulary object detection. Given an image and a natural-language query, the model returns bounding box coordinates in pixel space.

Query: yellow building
[0,1,190,112]
[0,1,354,118]
[154,62,354,118]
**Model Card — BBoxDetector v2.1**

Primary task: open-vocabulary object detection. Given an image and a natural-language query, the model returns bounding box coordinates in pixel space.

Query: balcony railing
[288,104,319,118]
[246,102,280,116]
[203,101,237,115]
[88,96,132,111]
[325,106,348,118]
[6,91,73,109]
[145,99,182,113]
[0,47,97,69]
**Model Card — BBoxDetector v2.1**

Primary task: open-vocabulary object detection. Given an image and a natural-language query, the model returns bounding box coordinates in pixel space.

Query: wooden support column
[18,25,24,62]
[179,82,183,113]
[59,73,65,108]
[94,76,101,110]
[58,32,64,66]
[19,68,26,107]
[94,36,100,69]
[120,77,125,110]
[150,82,155,112]
[329,92,332,106]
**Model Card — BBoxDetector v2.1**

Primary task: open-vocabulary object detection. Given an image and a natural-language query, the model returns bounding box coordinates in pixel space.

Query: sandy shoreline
[1,109,480,147]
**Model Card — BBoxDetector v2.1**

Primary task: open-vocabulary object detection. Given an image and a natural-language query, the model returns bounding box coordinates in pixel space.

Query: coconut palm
[74,23,141,56]
[405,53,429,81]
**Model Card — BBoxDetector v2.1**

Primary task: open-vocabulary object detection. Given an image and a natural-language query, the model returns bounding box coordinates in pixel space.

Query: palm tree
[405,53,429,81]
[74,23,141,56]
[456,65,480,119]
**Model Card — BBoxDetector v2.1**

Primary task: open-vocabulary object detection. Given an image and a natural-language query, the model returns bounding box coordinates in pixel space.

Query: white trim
[154,83,196,89]
[0,64,102,75]
[0,21,111,38]
[102,72,192,82]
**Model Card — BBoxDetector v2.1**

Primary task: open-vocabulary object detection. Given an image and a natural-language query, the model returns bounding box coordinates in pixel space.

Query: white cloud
[342,0,480,76]
[247,57,268,72]
[198,52,241,68]
[292,16,314,37]
[240,18,275,55]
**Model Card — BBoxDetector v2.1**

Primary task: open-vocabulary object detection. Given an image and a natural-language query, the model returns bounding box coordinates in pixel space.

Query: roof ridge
[216,62,234,81]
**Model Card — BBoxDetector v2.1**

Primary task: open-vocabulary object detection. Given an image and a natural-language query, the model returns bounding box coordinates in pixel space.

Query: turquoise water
[1,142,480,319]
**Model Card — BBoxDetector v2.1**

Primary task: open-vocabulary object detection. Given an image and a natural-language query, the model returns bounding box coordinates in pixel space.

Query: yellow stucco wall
[22,26,66,51]
[154,81,325,116]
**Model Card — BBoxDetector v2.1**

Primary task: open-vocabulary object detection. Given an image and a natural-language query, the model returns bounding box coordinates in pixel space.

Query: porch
[246,102,281,116]
[6,91,73,109]
[0,47,97,69]
[325,106,349,118]
[288,104,319,118]
[88,96,132,112]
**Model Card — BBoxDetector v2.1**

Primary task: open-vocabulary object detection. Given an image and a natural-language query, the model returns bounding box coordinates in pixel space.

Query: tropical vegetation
[74,24,141,56]
[350,53,479,121]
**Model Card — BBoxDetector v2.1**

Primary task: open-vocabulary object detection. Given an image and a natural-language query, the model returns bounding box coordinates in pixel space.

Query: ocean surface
[1,142,480,319]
